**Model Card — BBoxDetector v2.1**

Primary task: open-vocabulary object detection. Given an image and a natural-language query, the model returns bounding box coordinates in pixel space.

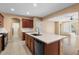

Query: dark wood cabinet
[30,37,35,54]
[0,36,2,53]
[25,34,35,54]
[22,19,33,28]
[25,34,28,46]
[44,41,60,55]
[0,13,4,27]
[22,32,25,40]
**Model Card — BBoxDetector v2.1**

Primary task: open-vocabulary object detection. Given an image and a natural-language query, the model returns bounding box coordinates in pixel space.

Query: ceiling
[0,3,75,17]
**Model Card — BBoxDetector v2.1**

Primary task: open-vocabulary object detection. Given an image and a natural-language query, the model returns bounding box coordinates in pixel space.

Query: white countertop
[25,32,67,44]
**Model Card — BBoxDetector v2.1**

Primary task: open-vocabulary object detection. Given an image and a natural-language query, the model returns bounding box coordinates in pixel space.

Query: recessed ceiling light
[33,3,37,7]
[27,12,30,15]
[10,8,15,11]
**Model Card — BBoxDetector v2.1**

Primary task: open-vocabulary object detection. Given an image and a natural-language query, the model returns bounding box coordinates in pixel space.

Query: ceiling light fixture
[10,8,15,11]
[33,3,37,7]
[27,12,30,15]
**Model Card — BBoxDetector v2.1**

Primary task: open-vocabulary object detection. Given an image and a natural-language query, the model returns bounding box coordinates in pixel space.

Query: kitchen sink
[31,34,42,36]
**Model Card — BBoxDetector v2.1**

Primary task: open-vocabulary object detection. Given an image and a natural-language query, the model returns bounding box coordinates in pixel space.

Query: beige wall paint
[42,20,55,33]
[55,22,60,34]
[4,16,13,41]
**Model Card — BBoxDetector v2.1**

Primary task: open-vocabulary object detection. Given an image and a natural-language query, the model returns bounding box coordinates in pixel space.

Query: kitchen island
[25,32,67,55]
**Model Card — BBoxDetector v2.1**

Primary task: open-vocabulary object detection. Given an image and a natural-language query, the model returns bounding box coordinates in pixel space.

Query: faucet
[35,27,40,34]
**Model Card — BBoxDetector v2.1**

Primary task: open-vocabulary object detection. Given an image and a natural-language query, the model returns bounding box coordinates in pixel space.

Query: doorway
[12,23,20,36]
[12,18,20,41]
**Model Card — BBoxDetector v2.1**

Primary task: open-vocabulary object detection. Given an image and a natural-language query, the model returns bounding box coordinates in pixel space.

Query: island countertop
[25,32,67,44]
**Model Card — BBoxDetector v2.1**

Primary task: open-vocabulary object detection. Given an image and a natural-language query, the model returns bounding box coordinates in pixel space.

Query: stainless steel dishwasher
[35,39,44,55]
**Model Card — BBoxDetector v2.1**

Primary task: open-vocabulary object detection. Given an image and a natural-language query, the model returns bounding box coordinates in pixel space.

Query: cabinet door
[44,40,60,55]
[22,32,25,40]
[0,37,2,52]
[22,19,33,28]
[27,35,31,49]
[0,14,4,27]
[25,34,35,54]
[25,34,28,46]
[30,37,34,54]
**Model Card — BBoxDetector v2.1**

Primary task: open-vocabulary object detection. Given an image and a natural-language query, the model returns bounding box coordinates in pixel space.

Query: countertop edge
[25,32,67,44]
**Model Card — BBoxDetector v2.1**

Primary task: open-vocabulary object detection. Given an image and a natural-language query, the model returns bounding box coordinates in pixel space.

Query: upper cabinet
[22,19,33,28]
[0,13,4,27]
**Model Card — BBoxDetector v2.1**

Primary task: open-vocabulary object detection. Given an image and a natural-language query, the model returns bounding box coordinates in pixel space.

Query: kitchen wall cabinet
[25,33,60,55]
[0,13,4,27]
[22,19,33,28]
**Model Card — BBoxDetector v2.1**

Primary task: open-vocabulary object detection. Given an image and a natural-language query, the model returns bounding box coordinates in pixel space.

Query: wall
[42,20,55,33]
[33,17,55,34]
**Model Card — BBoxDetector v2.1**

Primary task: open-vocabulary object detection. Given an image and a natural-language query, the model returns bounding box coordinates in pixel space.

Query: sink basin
[31,34,42,36]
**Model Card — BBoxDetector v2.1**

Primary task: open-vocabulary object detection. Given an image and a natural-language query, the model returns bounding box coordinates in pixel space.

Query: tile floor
[63,33,78,55]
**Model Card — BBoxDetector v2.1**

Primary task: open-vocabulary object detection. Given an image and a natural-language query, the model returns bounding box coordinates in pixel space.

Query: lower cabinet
[44,41,60,55]
[0,36,2,53]
[25,34,35,54]
[25,34,28,46]
[30,37,35,54]
[22,32,25,40]
[25,34,60,55]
